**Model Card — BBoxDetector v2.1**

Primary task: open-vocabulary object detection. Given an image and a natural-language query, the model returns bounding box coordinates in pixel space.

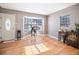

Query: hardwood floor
[0,35,79,55]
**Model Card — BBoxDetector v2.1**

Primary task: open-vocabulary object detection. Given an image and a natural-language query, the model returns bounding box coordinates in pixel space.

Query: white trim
[47,34,58,40]
[22,34,58,40]
[23,16,45,36]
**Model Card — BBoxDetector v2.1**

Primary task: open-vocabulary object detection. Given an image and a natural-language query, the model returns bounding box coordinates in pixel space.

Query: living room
[0,3,79,55]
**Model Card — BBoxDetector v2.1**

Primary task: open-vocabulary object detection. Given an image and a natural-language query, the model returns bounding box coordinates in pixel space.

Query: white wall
[0,8,47,38]
[48,15,59,39]
[48,4,79,39]
[16,14,47,38]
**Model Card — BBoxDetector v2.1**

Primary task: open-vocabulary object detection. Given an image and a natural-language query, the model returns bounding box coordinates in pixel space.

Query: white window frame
[23,16,44,36]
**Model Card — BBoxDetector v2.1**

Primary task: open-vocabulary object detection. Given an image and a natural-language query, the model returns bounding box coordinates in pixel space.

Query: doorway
[0,13,15,41]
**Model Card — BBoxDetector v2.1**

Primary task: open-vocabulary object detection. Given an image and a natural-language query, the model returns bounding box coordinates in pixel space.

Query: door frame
[1,13,16,41]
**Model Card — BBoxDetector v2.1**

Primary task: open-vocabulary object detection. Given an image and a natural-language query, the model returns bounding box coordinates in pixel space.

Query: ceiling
[0,3,77,15]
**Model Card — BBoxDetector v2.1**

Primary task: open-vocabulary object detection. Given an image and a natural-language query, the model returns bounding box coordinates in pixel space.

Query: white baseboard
[47,34,58,40]
[22,34,46,39]
[22,34,58,40]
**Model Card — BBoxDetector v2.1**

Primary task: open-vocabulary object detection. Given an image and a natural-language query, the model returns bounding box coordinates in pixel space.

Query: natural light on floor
[24,43,49,55]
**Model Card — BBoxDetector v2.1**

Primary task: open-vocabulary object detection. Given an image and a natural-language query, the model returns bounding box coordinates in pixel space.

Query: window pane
[60,15,70,27]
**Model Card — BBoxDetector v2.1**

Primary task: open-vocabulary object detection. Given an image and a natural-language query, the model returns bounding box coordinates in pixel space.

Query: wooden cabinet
[58,30,79,48]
